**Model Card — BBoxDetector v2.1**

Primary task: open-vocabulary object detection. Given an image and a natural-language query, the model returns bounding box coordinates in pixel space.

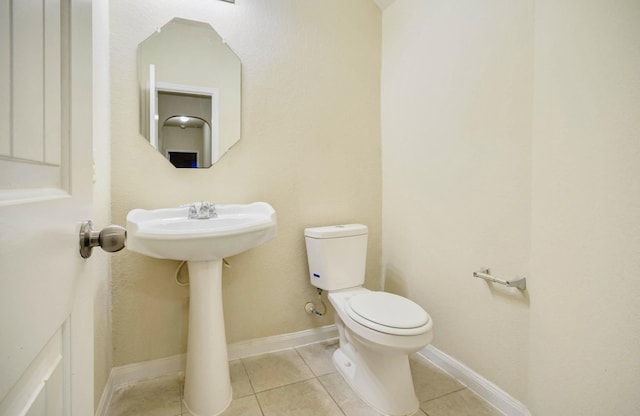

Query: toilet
[304,224,433,416]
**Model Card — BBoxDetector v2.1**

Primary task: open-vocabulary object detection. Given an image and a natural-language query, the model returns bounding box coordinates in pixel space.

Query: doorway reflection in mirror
[158,91,214,168]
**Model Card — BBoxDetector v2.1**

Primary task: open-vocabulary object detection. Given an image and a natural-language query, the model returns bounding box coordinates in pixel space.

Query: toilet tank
[304,224,368,291]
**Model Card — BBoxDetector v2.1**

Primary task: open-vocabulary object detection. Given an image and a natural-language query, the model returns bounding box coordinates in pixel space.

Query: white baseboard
[94,374,114,416]
[418,345,530,416]
[227,324,338,360]
[95,325,337,416]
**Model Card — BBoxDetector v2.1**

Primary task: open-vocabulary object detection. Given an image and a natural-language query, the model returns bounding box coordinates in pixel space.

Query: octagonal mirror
[138,18,241,168]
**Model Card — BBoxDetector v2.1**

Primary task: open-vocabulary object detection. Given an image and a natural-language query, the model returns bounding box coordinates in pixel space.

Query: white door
[0,0,94,414]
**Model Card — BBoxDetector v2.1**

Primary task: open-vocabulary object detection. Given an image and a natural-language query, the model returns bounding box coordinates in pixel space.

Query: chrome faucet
[184,202,217,219]
[187,204,198,219]
[199,201,217,219]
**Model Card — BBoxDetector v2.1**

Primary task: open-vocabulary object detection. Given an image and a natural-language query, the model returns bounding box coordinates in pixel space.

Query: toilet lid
[345,292,430,336]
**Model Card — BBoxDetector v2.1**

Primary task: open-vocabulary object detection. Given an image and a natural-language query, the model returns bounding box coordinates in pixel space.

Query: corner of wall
[92,0,113,410]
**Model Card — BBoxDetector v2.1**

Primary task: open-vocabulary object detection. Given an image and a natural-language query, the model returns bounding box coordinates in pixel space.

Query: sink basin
[126,202,277,261]
[125,202,276,416]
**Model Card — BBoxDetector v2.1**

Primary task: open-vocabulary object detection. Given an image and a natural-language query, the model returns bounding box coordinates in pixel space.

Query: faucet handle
[208,203,217,218]
[180,203,198,219]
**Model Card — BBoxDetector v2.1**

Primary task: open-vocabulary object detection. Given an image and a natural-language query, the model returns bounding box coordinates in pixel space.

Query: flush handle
[79,220,126,259]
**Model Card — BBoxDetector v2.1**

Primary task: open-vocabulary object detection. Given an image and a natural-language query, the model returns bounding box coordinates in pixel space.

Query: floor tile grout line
[236,358,266,416]
[295,341,340,379]
[242,347,319,395]
[252,393,266,416]
[419,385,468,405]
[239,356,259,397]
[418,387,505,416]
[244,345,345,414]
[252,376,318,395]
[316,373,349,416]
[237,358,257,396]
[293,345,319,376]
[255,377,347,416]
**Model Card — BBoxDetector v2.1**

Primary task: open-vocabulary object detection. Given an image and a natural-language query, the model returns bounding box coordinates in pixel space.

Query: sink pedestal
[183,260,232,416]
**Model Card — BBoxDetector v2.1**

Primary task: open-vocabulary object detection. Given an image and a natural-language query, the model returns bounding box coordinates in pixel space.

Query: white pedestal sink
[126,202,277,416]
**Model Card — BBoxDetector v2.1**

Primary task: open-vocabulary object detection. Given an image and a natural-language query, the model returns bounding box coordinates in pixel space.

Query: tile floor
[106,340,503,416]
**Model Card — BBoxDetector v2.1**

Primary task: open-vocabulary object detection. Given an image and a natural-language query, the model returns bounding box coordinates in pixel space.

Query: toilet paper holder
[473,268,526,290]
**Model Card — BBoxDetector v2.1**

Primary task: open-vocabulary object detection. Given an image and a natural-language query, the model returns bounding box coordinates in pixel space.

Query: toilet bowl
[329,288,432,416]
[304,224,434,416]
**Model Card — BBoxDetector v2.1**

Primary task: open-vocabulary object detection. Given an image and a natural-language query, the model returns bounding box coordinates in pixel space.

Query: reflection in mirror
[138,18,241,168]
[158,91,214,168]
[162,115,211,168]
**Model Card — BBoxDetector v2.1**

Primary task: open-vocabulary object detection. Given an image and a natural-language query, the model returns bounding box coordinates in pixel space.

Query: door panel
[0,0,65,191]
[0,328,64,416]
[0,0,93,414]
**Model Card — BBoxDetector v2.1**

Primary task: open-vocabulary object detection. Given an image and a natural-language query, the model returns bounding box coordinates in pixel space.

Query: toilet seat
[345,292,430,336]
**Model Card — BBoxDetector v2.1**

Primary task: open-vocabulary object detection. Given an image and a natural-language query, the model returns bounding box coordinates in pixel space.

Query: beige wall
[528,0,640,414]
[110,0,382,366]
[381,0,640,413]
[381,0,533,402]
